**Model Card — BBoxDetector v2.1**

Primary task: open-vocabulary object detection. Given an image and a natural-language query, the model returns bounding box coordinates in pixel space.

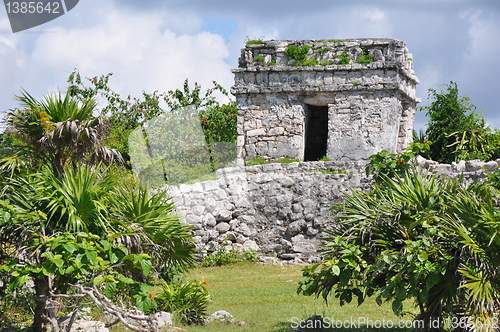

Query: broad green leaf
[105,281,117,299]
[141,259,153,277]
[93,276,105,285]
[331,265,341,276]
[85,250,98,263]
[395,286,406,301]
[392,300,403,316]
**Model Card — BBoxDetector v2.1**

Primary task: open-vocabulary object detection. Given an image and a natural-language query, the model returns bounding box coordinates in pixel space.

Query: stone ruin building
[168,39,427,261]
[231,38,420,163]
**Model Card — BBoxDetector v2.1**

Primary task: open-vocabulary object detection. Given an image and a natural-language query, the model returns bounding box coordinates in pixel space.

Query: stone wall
[232,39,420,163]
[167,161,369,262]
[167,158,499,262]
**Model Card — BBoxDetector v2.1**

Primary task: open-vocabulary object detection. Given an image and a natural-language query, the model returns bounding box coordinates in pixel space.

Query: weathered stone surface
[232,39,419,163]
[168,155,495,260]
[215,222,231,233]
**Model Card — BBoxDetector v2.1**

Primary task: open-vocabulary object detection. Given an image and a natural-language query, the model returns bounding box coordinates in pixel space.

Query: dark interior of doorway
[304,105,328,161]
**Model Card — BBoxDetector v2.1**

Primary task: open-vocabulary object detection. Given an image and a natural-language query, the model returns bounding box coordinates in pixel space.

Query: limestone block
[243,240,260,252]
[483,161,498,171]
[214,208,232,221]
[429,164,452,173]
[235,234,248,244]
[452,160,466,172]
[238,215,256,224]
[215,222,231,233]
[203,213,217,227]
[155,312,173,328]
[185,215,202,230]
[291,237,318,254]
[466,160,484,172]
[287,220,307,236]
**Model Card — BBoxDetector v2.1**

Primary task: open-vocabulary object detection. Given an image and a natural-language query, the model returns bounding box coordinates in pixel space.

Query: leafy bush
[365,142,430,183]
[155,281,210,325]
[285,45,311,62]
[422,81,500,163]
[299,170,500,329]
[355,50,373,63]
[338,51,350,65]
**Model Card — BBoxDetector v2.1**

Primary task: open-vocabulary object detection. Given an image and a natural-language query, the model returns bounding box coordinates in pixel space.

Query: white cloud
[0,2,233,121]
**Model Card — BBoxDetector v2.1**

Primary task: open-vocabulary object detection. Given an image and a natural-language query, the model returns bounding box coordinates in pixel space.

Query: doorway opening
[304,105,328,161]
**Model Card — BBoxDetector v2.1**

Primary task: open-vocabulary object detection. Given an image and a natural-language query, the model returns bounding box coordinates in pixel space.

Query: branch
[72,285,158,332]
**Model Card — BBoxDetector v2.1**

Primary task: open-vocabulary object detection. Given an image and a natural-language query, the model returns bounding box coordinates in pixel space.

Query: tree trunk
[32,276,51,332]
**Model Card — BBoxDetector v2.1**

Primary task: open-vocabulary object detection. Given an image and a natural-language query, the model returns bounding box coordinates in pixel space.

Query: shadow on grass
[271,321,415,332]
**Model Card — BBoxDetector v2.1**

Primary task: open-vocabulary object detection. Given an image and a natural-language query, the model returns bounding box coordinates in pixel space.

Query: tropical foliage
[299,170,500,331]
[2,89,122,176]
[421,81,500,163]
[0,84,199,331]
[66,71,238,172]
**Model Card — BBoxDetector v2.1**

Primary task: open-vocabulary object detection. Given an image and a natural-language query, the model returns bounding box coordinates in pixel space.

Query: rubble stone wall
[168,158,499,262]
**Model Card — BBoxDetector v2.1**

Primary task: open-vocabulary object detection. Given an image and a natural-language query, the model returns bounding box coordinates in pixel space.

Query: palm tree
[3,88,122,176]
[0,164,196,332]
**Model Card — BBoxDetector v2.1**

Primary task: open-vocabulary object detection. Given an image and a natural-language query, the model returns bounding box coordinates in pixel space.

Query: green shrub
[285,45,311,62]
[338,51,350,64]
[365,142,430,183]
[253,55,265,62]
[155,281,210,325]
[319,156,330,161]
[356,50,373,63]
[487,168,500,190]
[246,39,264,45]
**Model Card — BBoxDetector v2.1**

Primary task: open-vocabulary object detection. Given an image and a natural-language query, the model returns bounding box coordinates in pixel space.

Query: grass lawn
[181,262,417,332]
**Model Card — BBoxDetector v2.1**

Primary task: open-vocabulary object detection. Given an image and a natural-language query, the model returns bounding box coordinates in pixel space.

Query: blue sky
[1,0,499,132]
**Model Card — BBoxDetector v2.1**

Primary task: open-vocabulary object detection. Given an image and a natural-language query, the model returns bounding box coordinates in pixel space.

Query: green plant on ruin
[356,50,373,64]
[285,45,311,64]
[278,157,300,163]
[338,51,350,65]
[269,59,277,66]
[246,156,269,166]
[319,156,331,161]
[246,39,264,45]
[253,55,265,62]
[330,39,343,43]
[352,81,359,86]
[321,60,333,66]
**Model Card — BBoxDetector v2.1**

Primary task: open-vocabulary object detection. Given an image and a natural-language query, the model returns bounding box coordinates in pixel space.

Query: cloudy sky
[0,0,499,132]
